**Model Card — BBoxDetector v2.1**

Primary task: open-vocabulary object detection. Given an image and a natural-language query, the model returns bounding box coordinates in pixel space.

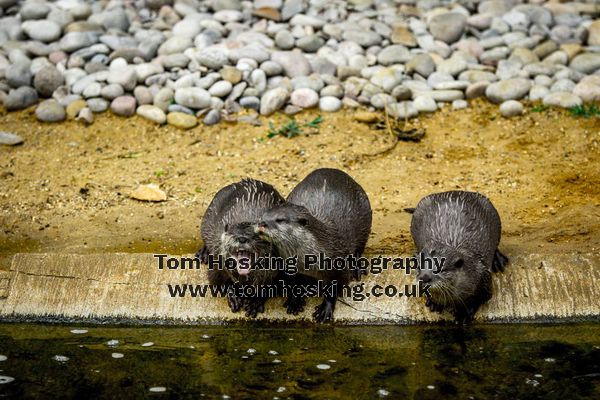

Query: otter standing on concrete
[197,179,285,317]
[258,168,372,323]
[410,190,508,323]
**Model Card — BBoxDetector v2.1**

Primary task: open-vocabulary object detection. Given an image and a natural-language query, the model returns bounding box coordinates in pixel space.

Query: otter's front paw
[244,298,266,318]
[426,298,444,313]
[195,245,210,264]
[227,293,244,313]
[283,296,306,315]
[313,299,334,323]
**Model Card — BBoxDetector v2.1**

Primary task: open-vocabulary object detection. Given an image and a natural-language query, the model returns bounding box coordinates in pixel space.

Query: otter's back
[410,191,501,261]
[201,179,285,252]
[287,168,372,254]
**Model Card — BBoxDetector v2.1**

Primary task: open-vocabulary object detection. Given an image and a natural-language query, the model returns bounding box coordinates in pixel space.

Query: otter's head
[416,247,486,307]
[220,222,276,281]
[256,204,320,258]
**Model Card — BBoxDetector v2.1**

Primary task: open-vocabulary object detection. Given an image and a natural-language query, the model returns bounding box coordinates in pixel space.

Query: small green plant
[154,170,165,178]
[570,104,600,118]
[531,105,549,113]
[267,116,323,139]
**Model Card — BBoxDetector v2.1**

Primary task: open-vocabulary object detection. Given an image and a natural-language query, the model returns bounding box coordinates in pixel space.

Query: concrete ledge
[0,253,598,324]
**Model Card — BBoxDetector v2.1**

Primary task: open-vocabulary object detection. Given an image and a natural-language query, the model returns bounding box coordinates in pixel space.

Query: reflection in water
[0,324,598,399]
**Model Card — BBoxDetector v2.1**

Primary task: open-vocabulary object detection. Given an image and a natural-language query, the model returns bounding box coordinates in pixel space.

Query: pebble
[0,132,24,146]
[154,88,174,112]
[4,87,38,110]
[22,20,62,42]
[203,109,221,125]
[196,47,229,69]
[76,107,94,124]
[33,65,64,98]
[66,99,87,118]
[209,81,233,97]
[452,99,468,109]
[500,100,524,117]
[111,96,137,116]
[569,53,600,74]
[377,45,411,66]
[542,92,582,108]
[290,88,319,108]
[485,78,531,103]
[388,101,418,119]
[101,84,125,100]
[130,184,167,202]
[319,96,341,112]
[137,105,166,124]
[87,98,109,113]
[6,62,32,88]
[36,99,66,122]
[272,51,311,78]
[429,13,467,44]
[413,95,437,113]
[167,112,198,129]
[260,87,289,115]
[174,87,211,109]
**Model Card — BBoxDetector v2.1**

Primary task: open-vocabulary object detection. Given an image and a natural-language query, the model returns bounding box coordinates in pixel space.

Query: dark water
[0,323,598,399]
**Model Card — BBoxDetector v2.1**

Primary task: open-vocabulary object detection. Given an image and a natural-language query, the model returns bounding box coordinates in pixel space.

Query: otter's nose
[237,236,248,244]
[418,269,433,283]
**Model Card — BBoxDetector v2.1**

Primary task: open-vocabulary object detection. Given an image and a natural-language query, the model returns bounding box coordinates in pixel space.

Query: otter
[257,168,372,322]
[409,190,508,323]
[196,179,285,317]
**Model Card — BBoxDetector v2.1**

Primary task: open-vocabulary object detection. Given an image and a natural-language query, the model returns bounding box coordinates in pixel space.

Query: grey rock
[261,61,283,76]
[466,81,490,99]
[542,92,582,108]
[239,96,260,110]
[377,45,411,66]
[33,65,64,97]
[406,54,435,77]
[60,32,98,53]
[87,98,109,113]
[529,85,549,101]
[570,53,600,74]
[196,47,229,69]
[413,95,437,113]
[22,20,61,42]
[107,66,137,91]
[275,30,295,50]
[6,62,32,88]
[429,13,467,44]
[499,100,523,117]
[203,109,220,125]
[272,51,311,78]
[296,35,324,53]
[20,2,50,20]
[209,80,233,97]
[281,0,305,21]
[550,79,575,93]
[452,99,468,109]
[4,86,38,110]
[260,87,288,115]
[101,84,124,100]
[137,104,166,124]
[35,99,66,122]
[342,30,382,47]
[82,82,102,98]
[153,87,174,112]
[158,36,192,56]
[370,93,394,109]
[290,88,319,108]
[0,131,24,146]
[319,96,341,112]
[437,56,468,76]
[134,86,153,105]
[174,87,211,109]
[229,45,270,63]
[485,78,531,103]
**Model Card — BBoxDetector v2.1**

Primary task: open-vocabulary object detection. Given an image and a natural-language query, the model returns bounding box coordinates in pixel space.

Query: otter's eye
[224,224,229,232]
[454,259,464,269]
[275,218,287,223]
[297,218,308,226]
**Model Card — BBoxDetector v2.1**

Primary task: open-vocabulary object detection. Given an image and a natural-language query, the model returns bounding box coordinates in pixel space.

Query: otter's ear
[454,258,464,269]
[297,217,308,226]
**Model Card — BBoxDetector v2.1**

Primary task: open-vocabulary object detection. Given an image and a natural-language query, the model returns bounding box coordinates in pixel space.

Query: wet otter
[258,168,372,322]
[410,190,508,323]
[196,179,285,317]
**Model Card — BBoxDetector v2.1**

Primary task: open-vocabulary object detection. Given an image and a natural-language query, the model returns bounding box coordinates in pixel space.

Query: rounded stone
[542,92,582,109]
[413,95,437,113]
[6,62,32,88]
[485,78,532,104]
[153,88,174,112]
[429,13,467,44]
[275,30,295,50]
[377,45,411,66]
[87,98,109,113]
[209,80,233,97]
[203,109,221,125]
[260,87,289,115]
[167,112,198,129]
[290,88,319,108]
[65,99,87,118]
[174,87,211,109]
[34,65,64,98]
[319,96,342,112]
[110,95,137,116]
[137,105,166,124]
[499,100,524,117]
[22,20,62,42]
[4,86,38,111]
[296,35,325,53]
[35,99,66,122]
